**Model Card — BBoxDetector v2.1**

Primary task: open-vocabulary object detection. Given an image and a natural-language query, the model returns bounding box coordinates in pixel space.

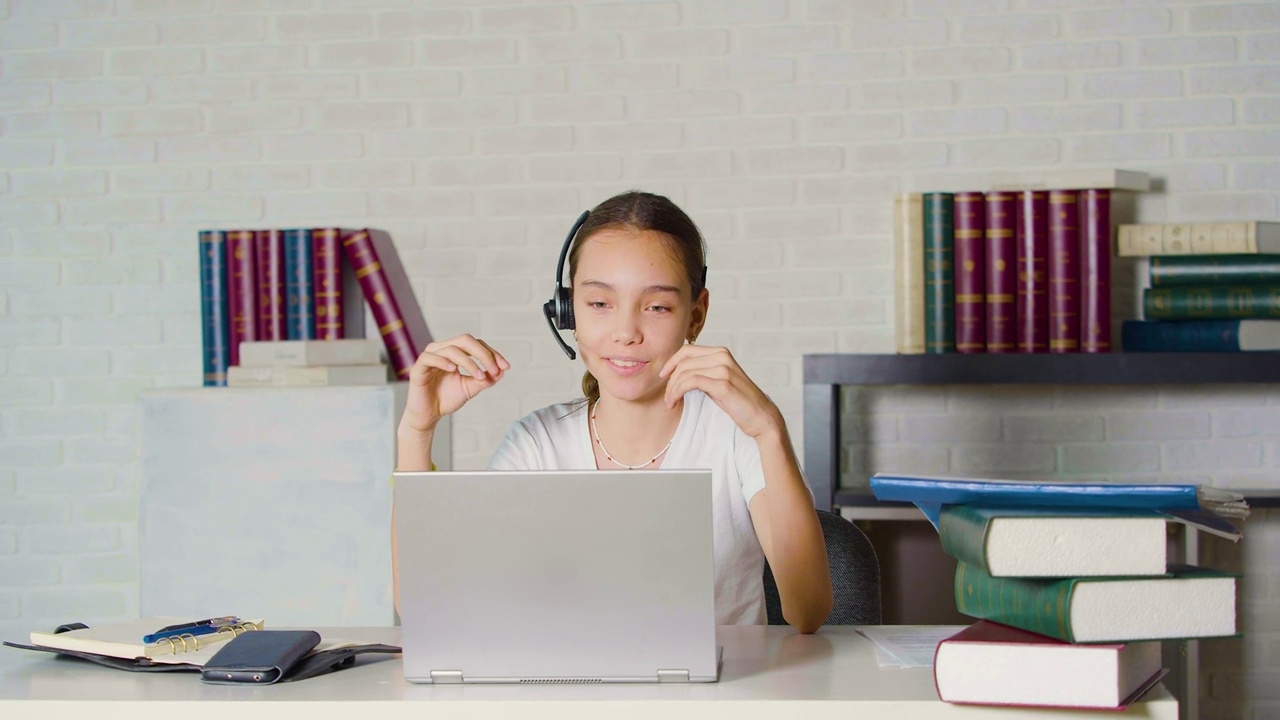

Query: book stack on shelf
[1119,221,1280,352]
[895,168,1151,356]
[228,339,390,388]
[870,473,1249,711]
[199,227,430,387]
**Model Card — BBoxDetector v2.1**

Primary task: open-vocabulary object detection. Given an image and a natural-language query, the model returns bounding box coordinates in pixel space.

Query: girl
[395,191,832,633]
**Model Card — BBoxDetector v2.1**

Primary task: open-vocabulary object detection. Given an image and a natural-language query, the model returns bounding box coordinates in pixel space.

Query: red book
[255,229,287,341]
[224,229,259,367]
[1080,189,1112,353]
[341,228,432,380]
[312,229,346,341]
[934,620,1165,710]
[1015,191,1049,353]
[984,192,1016,353]
[1048,190,1080,353]
[953,192,986,354]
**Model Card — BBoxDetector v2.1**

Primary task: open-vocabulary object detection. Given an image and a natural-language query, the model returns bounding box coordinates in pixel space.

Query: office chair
[762,509,882,625]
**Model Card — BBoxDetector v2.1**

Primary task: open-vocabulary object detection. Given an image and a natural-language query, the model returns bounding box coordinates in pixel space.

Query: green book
[1144,285,1280,319]
[938,506,1168,578]
[954,562,1238,643]
[923,193,955,353]
[1151,254,1280,287]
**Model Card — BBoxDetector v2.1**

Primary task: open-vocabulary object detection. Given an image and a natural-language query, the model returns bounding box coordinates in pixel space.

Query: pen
[156,616,239,633]
[143,616,240,644]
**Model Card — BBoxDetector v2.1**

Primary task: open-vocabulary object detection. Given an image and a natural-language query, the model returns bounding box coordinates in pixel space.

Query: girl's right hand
[400,334,510,434]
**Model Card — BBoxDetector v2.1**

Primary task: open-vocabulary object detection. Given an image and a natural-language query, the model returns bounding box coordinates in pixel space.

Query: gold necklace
[589,400,675,470]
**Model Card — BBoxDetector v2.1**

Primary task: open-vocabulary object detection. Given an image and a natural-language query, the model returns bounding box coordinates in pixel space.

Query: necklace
[590,400,675,470]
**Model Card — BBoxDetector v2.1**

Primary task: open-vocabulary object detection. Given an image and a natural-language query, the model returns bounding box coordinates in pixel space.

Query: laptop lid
[394,470,719,684]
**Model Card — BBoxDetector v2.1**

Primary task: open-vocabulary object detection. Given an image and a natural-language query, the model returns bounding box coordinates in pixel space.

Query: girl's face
[572,227,706,406]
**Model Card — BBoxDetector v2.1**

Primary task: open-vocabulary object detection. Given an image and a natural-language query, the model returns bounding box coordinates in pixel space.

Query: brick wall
[0,1,1276,716]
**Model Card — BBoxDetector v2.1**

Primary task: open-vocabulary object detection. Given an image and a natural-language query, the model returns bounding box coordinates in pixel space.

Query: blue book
[869,473,1248,537]
[283,229,315,340]
[198,230,230,387]
[1122,319,1280,352]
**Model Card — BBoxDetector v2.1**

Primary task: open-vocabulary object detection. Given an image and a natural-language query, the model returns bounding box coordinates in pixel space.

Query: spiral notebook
[25,617,264,666]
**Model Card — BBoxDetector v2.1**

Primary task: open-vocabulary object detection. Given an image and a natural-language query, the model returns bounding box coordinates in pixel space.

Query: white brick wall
[1,1,1277,715]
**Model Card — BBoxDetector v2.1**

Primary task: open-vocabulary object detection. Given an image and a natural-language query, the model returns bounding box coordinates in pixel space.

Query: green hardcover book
[954,562,1238,643]
[1150,254,1280,287]
[1143,285,1280,319]
[923,193,955,353]
[938,506,1168,578]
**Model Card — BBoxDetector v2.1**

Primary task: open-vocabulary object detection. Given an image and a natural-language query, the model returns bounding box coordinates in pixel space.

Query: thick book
[953,192,986,354]
[1122,319,1280,352]
[1047,190,1079,353]
[238,339,384,368]
[25,618,264,665]
[256,229,287,341]
[987,168,1150,192]
[984,192,1016,353]
[225,229,259,367]
[954,562,1238,643]
[893,193,926,355]
[934,620,1165,710]
[1144,285,1280,320]
[312,228,347,341]
[1015,190,1049,353]
[283,228,315,340]
[1079,189,1111,353]
[198,230,231,387]
[1151,254,1280,287]
[226,364,389,387]
[938,505,1168,577]
[922,193,954,354]
[1117,221,1280,256]
[341,228,432,380]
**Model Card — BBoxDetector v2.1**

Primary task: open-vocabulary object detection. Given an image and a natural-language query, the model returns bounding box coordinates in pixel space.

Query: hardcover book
[227,364,390,388]
[953,192,986,354]
[225,229,259,367]
[256,229,287,341]
[1150,254,1280,287]
[1117,221,1280,256]
[283,228,315,340]
[341,228,432,380]
[1079,189,1111,353]
[1047,190,1079,353]
[954,562,1238,643]
[1122,319,1280,352]
[894,193,926,355]
[934,620,1165,710]
[1144,285,1280,320]
[1015,191,1049,353]
[198,230,231,387]
[238,339,384,368]
[987,168,1150,193]
[923,193,954,354]
[984,192,1016,353]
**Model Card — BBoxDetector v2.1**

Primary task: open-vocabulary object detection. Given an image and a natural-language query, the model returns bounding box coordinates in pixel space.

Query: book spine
[312,228,345,340]
[923,193,955,354]
[954,561,1077,642]
[1048,190,1080,353]
[937,506,993,575]
[1121,320,1241,352]
[283,229,315,340]
[1080,189,1111,353]
[894,193,926,354]
[953,192,987,354]
[199,230,231,387]
[1143,285,1280,320]
[341,229,418,379]
[984,192,1016,353]
[1117,222,1270,256]
[1015,190,1049,353]
[1151,255,1280,287]
[225,229,259,367]
[255,229,287,341]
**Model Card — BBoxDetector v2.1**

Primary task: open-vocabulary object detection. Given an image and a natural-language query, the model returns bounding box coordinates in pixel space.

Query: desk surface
[1,625,1177,720]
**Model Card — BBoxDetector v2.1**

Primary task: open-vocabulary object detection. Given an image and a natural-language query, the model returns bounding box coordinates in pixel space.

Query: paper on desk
[857,626,968,668]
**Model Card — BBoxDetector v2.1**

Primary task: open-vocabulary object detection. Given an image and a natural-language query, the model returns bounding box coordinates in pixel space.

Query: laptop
[393,469,720,684]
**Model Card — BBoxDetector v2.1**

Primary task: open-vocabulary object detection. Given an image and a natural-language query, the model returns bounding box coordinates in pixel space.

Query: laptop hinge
[429,670,464,684]
[657,669,690,683]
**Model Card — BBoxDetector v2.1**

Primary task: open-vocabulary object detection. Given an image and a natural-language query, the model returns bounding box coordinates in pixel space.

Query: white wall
[0,0,1276,716]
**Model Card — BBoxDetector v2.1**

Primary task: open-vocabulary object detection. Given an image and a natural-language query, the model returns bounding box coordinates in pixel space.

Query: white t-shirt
[489,390,770,625]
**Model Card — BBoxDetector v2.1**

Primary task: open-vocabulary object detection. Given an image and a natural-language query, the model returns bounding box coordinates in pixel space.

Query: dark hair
[568,191,707,405]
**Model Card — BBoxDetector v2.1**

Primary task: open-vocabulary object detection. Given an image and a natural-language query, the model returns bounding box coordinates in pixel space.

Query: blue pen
[143,616,239,644]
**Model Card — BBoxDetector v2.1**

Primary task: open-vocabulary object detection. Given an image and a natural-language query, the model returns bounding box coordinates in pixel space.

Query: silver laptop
[393,470,720,684]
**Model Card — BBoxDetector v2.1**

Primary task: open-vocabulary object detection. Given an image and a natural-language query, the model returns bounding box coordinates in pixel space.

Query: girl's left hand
[659,344,781,439]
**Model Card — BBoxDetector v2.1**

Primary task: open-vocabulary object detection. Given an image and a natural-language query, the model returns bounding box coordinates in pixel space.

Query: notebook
[393,469,720,683]
[25,618,264,666]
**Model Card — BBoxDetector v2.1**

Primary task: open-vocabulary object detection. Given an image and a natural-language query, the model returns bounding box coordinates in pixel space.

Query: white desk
[1,626,1177,720]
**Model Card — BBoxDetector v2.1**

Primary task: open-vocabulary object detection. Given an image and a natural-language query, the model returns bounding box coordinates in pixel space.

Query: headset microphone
[543,210,591,360]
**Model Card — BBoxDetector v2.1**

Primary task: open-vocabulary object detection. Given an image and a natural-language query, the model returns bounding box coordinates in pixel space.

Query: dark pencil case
[200,630,320,685]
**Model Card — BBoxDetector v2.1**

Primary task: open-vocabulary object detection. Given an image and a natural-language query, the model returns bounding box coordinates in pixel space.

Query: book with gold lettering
[340,228,432,380]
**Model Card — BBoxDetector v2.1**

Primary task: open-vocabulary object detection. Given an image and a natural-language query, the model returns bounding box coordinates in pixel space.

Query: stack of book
[227,339,390,388]
[200,227,430,387]
[870,473,1248,711]
[895,168,1151,355]
[1118,221,1280,352]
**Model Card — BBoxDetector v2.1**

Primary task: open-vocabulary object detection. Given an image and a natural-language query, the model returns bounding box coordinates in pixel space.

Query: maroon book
[312,228,345,340]
[1080,189,1112,353]
[224,229,259,367]
[255,229,287,341]
[953,192,986,354]
[984,192,1016,353]
[341,228,432,380]
[1048,190,1080,353]
[1016,191,1049,353]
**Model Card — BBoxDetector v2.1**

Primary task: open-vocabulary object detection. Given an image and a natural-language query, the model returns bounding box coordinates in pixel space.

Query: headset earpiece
[544,210,590,360]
